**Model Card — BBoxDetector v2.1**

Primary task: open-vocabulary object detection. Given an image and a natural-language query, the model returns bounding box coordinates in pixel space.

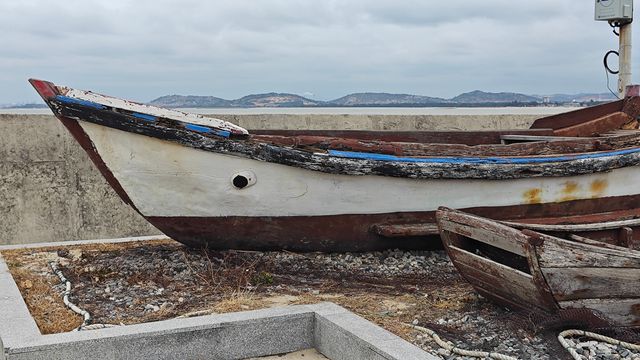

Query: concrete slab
[0,238,437,360]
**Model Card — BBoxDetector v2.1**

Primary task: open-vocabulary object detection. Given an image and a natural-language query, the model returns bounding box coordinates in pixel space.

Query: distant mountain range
[0,103,48,109]
[148,90,617,108]
[0,90,617,109]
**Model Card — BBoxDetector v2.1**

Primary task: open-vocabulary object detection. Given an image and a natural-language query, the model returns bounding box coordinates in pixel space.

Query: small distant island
[148,90,617,108]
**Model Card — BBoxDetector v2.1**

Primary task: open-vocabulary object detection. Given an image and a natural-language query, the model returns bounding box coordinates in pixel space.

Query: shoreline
[0,106,576,116]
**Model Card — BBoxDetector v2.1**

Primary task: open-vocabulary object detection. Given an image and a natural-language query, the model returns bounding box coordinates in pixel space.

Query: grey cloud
[0,0,634,103]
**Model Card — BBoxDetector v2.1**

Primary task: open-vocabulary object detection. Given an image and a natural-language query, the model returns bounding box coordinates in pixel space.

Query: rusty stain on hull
[559,181,580,202]
[523,188,542,204]
[590,179,608,198]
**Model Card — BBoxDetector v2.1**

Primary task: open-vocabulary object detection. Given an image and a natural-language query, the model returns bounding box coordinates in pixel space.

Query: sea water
[0,107,576,116]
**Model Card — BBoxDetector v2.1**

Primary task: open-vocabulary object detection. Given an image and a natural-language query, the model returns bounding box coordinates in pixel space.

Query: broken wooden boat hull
[436,207,640,328]
[29,79,640,251]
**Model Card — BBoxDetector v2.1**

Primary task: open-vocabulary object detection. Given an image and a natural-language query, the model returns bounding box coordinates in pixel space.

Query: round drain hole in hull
[231,170,257,189]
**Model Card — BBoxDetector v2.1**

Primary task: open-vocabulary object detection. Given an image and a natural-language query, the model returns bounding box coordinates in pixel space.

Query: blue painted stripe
[185,123,230,138]
[55,95,106,110]
[185,123,212,133]
[214,130,231,138]
[328,147,640,165]
[132,112,157,122]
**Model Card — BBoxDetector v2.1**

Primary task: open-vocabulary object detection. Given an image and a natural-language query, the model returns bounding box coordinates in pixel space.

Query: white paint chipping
[78,122,640,218]
[63,88,248,135]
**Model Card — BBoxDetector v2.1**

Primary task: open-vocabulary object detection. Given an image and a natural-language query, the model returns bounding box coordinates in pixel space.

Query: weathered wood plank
[253,132,640,158]
[530,100,624,130]
[568,233,626,250]
[447,245,554,312]
[522,240,559,310]
[536,232,640,268]
[619,226,640,250]
[554,112,633,137]
[500,134,585,143]
[437,209,529,256]
[558,298,640,327]
[543,267,640,301]
[504,217,640,232]
[438,220,527,256]
[371,223,439,237]
[250,129,556,145]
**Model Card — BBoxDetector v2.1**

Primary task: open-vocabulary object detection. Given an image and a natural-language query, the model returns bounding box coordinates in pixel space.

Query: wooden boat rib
[436,207,640,328]
[28,78,640,251]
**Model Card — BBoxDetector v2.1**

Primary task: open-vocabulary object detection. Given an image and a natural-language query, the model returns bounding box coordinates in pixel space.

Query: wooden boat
[436,207,640,327]
[29,78,640,251]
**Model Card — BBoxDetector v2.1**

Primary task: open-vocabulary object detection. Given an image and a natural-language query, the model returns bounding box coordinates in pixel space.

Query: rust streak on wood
[530,100,624,130]
[554,112,634,137]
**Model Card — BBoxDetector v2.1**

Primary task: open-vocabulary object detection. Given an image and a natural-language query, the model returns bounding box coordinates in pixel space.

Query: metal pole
[618,22,633,97]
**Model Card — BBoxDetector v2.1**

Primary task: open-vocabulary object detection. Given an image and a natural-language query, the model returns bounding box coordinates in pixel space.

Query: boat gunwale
[31,79,640,179]
[49,96,640,179]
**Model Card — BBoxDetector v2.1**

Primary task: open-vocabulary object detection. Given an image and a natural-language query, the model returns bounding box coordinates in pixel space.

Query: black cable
[604,50,619,74]
[609,21,620,36]
[605,68,621,100]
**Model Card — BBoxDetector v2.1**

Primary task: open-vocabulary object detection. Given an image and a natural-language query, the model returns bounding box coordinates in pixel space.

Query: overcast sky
[1,0,637,103]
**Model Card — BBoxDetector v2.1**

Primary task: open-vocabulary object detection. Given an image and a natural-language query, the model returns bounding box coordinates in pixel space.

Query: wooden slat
[447,245,553,311]
[254,131,640,158]
[619,226,640,250]
[503,217,640,232]
[500,134,585,143]
[603,129,640,136]
[439,220,527,256]
[536,232,640,268]
[437,209,529,256]
[543,267,640,301]
[554,112,633,137]
[371,223,439,237]
[568,233,625,250]
[249,129,556,145]
[530,100,624,129]
[558,298,640,327]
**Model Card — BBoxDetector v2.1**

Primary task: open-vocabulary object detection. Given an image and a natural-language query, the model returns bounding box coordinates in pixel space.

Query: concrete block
[0,256,41,346]
[314,311,437,360]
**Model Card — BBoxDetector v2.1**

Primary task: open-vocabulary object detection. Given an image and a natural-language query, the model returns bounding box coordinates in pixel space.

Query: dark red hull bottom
[146,194,640,252]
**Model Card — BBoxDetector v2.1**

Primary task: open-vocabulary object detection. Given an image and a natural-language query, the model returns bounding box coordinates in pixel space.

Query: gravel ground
[3,239,639,360]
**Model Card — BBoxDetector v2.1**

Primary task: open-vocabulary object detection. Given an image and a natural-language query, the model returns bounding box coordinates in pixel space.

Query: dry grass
[212,291,270,313]
[0,240,174,333]
[1,251,83,334]
[1,241,472,342]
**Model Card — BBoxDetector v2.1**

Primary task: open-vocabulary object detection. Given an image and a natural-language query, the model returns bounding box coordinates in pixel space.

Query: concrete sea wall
[0,113,543,245]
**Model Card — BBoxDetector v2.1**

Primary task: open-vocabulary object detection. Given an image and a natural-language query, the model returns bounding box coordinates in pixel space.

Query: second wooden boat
[436,207,640,327]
